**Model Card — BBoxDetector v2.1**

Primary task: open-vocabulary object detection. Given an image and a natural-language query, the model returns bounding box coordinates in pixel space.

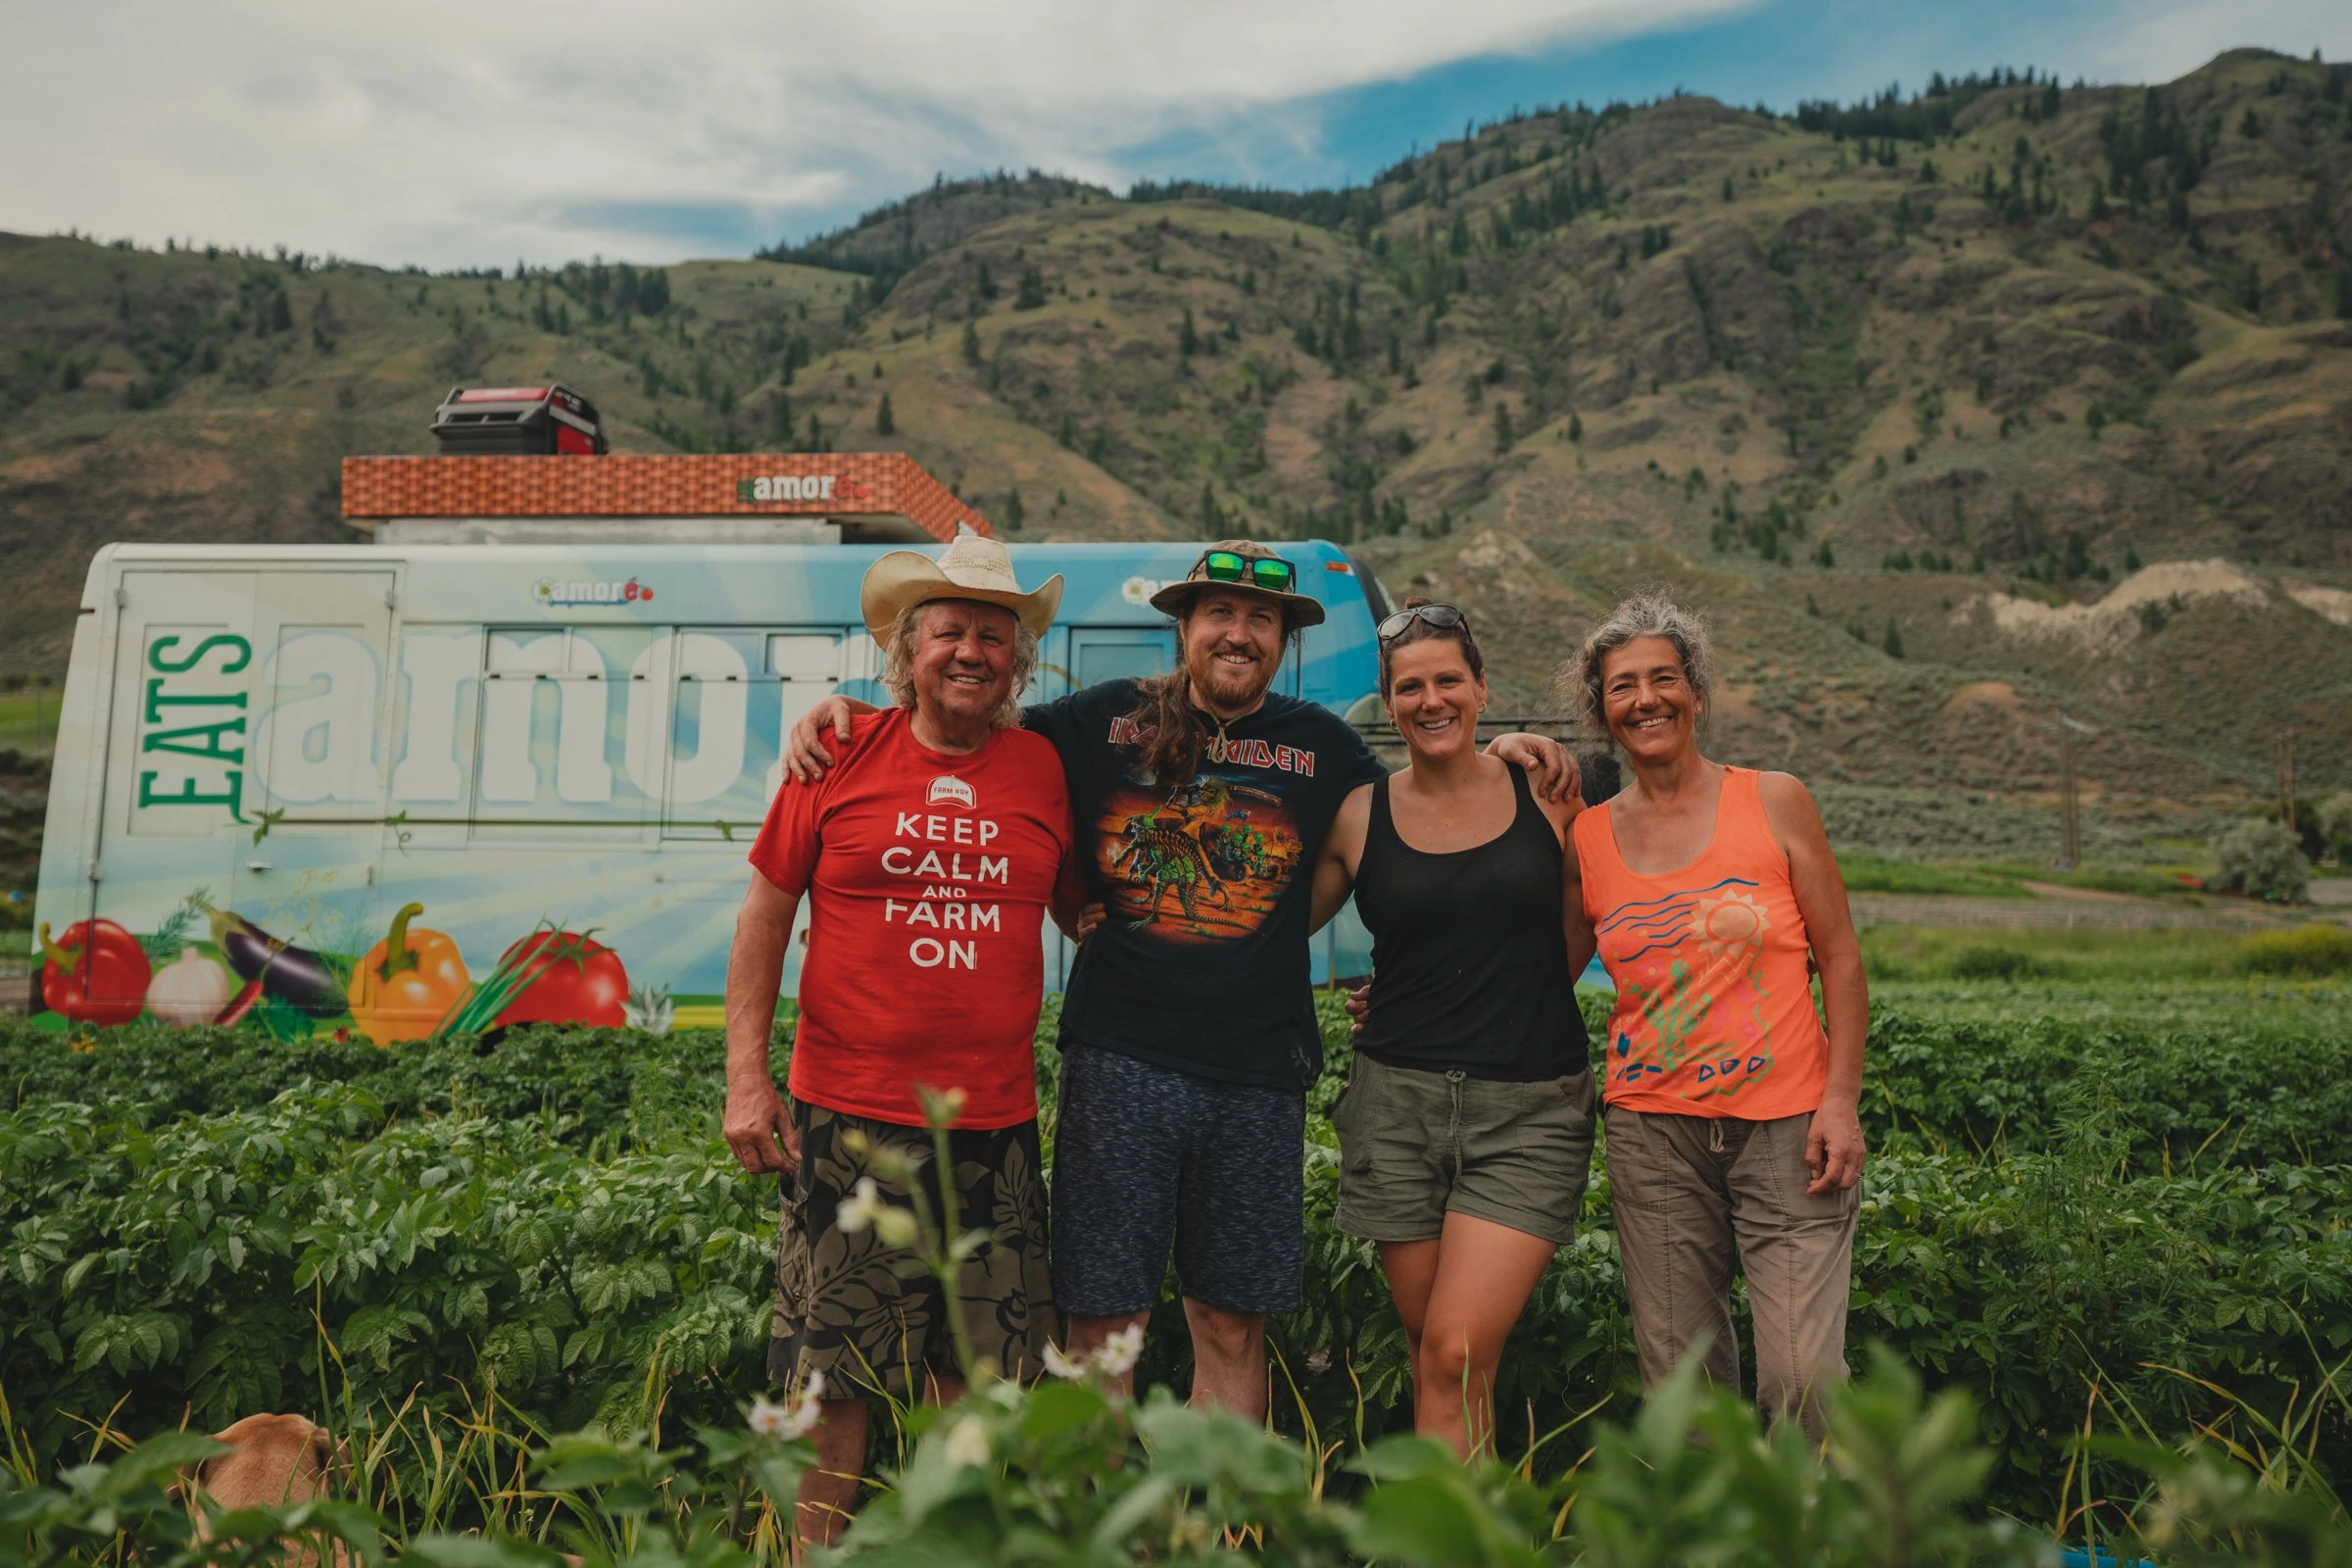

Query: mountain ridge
[1,46,2347,871]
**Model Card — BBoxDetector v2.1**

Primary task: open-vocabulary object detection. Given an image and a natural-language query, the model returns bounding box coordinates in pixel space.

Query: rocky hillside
[2,48,2348,865]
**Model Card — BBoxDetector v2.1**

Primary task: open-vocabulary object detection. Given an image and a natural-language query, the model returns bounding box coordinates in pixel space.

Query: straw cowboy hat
[1148,538,1326,627]
[860,533,1064,641]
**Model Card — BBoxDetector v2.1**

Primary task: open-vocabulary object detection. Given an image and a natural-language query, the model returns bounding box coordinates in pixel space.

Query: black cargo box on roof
[430,384,609,456]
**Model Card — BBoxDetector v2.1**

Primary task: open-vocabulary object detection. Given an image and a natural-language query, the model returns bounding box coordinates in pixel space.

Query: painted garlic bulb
[146,947,233,1027]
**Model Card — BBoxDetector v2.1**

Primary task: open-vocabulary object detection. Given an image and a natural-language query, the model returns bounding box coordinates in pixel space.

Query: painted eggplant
[204,906,345,1016]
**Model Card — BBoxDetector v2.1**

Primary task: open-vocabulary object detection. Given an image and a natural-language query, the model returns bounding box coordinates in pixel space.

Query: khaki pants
[1604,1106,1858,1438]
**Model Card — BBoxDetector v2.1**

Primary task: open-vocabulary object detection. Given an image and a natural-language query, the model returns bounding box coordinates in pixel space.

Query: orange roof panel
[341,452,991,542]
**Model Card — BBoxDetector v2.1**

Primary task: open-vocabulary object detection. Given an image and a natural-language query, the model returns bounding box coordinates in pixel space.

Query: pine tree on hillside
[1494,400,1514,452]
[962,320,982,368]
[875,393,895,436]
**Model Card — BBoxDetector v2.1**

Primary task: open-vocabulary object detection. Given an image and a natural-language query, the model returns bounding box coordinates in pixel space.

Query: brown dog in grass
[182,1414,582,1567]
[181,1413,347,1565]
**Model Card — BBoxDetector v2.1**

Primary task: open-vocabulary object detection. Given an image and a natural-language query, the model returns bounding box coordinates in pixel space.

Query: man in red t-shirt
[721,535,1077,1548]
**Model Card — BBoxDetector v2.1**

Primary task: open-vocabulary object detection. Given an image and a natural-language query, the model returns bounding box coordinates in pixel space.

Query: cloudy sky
[5,0,2346,271]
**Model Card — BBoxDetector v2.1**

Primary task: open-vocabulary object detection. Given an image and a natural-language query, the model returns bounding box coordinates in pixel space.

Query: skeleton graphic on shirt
[1101,773,1295,938]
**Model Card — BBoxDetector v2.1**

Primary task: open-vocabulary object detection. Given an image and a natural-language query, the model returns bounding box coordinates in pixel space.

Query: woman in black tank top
[1306,602,1596,1460]
[1353,764,1584,1078]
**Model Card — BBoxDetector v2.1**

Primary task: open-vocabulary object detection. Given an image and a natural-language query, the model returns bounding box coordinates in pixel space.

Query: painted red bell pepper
[491,929,629,1028]
[38,920,153,1026]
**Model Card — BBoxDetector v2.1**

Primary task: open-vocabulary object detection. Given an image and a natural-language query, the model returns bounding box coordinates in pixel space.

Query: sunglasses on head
[1200,550,1297,595]
[1378,603,1471,642]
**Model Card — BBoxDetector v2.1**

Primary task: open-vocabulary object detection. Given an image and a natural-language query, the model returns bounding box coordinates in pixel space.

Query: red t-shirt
[747,709,1071,1129]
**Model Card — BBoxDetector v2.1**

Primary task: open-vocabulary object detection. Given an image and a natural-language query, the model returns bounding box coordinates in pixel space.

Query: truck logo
[534,577,655,607]
[1121,575,1172,607]
[738,474,872,504]
[926,775,975,808]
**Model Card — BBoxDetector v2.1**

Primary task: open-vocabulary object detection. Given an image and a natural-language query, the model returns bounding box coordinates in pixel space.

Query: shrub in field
[2235,924,2352,977]
[2209,818,2311,903]
[8,990,2352,1522]
[1860,1002,2352,1168]
[1944,944,2053,980]
[9,1064,2352,1517]
[2317,791,2352,865]
[6,1353,2346,1566]
[1833,855,2026,898]
[0,1085,776,1464]
[0,1015,740,1136]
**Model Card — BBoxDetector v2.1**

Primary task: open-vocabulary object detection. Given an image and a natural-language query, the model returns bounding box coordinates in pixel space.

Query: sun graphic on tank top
[1692,889,1770,965]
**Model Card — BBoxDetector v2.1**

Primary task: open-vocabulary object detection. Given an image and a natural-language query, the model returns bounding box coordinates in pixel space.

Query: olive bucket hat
[1147,539,1326,627]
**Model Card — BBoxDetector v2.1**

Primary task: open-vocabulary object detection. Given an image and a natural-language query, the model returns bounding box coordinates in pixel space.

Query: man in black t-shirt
[783,540,1574,1417]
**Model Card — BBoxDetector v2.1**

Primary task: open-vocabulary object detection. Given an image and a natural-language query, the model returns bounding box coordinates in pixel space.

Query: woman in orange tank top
[1565,595,1869,1439]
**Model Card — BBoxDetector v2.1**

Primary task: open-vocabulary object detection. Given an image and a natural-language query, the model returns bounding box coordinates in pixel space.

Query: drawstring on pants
[1446,1070,1467,1185]
[1709,1119,1727,1154]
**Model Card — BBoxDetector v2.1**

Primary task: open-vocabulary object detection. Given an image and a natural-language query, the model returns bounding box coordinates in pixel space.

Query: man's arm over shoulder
[782,694,882,783]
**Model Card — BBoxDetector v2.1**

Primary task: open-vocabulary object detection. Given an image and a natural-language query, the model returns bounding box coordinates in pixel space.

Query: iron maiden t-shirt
[1025,680,1384,1091]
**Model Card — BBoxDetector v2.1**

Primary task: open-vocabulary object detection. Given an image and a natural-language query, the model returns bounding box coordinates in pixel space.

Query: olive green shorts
[1331,1054,1596,1246]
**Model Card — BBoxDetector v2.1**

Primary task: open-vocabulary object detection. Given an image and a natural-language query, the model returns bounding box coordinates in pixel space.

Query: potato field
[3,972,2349,1561]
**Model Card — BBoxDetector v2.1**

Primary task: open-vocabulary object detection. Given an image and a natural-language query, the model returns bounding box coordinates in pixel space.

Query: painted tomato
[38,920,152,1025]
[492,930,628,1028]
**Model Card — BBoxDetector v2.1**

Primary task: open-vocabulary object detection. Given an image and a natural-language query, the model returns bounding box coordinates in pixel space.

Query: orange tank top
[1572,766,1828,1119]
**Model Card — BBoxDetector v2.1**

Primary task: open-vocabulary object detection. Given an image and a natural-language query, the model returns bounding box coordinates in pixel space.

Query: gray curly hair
[1562,593,1718,746]
[882,599,1039,728]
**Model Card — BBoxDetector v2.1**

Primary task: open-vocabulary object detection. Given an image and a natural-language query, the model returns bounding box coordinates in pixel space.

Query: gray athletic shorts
[1332,1053,1595,1246]
[1050,1045,1307,1317]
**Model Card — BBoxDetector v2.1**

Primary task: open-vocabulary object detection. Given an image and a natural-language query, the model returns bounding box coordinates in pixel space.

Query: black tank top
[1353,766,1588,1080]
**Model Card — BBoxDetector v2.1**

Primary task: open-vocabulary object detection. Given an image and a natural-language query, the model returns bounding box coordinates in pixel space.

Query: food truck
[28,432,1389,1036]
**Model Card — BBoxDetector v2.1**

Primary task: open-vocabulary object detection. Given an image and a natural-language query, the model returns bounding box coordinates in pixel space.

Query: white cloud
[2069,0,2347,84]
[0,0,1749,269]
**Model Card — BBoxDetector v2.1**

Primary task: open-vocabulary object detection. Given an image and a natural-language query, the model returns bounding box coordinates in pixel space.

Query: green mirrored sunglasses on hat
[1200,549,1297,595]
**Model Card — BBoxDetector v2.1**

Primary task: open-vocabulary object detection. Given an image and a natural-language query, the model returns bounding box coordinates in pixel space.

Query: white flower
[1042,1342,1087,1381]
[1094,1324,1146,1378]
[749,1370,827,1440]
[835,1177,885,1234]
[837,1177,920,1247]
[942,1417,992,1469]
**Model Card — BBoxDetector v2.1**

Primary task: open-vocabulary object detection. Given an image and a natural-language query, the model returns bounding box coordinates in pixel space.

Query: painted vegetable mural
[348,903,475,1044]
[37,919,151,1025]
[210,906,345,1015]
[489,930,629,1029]
[143,948,234,1025]
[35,891,651,1043]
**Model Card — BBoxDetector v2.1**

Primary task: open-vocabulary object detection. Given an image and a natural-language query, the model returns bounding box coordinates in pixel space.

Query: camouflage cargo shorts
[768,1099,1054,1401]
